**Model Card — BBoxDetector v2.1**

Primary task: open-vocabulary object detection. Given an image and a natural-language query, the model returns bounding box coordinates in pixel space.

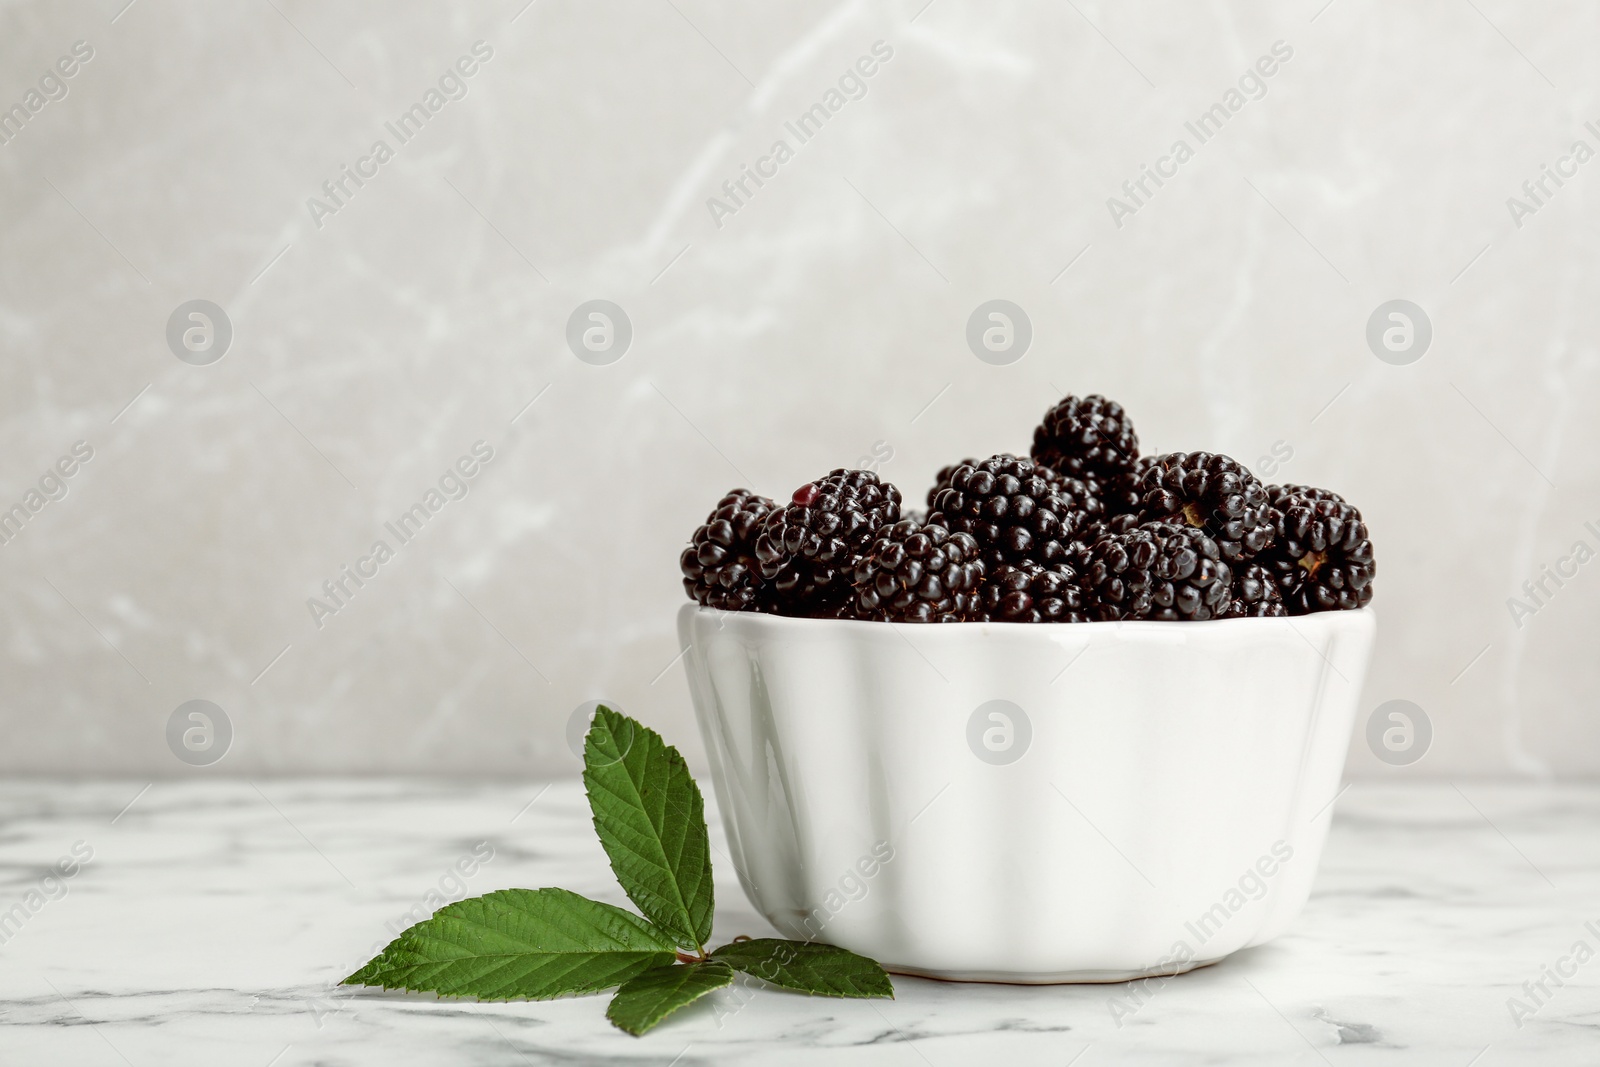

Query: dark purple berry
[1262,485,1375,613]
[1137,451,1274,562]
[852,519,984,622]
[1077,521,1232,621]
[928,454,1100,570]
[1031,394,1140,495]
[755,469,902,616]
[1224,562,1287,618]
[1098,455,1157,516]
[927,458,981,510]
[980,561,1089,623]
[680,489,778,612]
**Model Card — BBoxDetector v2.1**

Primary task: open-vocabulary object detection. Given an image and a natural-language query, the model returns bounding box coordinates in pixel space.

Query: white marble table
[1,780,1594,1065]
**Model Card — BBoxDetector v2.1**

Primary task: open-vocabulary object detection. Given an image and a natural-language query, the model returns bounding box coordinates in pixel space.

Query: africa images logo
[305,41,494,230]
[0,40,95,147]
[705,40,894,228]
[1105,40,1294,229]
[307,441,495,629]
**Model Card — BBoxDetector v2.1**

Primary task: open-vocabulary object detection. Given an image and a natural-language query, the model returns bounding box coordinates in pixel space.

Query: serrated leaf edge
[710,939,895,999]
[605,960,736,1036]
[340,887,680,1002]
[582,707,714,951]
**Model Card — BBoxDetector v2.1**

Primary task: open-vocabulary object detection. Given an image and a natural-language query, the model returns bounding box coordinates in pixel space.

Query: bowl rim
[681,603,1375,636]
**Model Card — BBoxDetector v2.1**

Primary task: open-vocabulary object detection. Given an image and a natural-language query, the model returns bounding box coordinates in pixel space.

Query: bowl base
[884,955,1225,985]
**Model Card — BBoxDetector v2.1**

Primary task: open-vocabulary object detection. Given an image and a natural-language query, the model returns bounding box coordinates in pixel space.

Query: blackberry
[1098,455,1157,516]
[1262,485,1375,613]
[927,458,980,510]
[980,561,1089,623]
[928,454,1100,569]
[755,469,902,614]
[1075,512,1141,544]
[680,489,777,612]
[1031,394,1140,495]
[1225,562,1287,618]
[1077,521,1231,621]
[851,519,984,622]
[1137,451,1274,562]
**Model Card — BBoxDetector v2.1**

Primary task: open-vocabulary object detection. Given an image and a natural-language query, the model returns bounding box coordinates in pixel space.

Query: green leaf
[582,706,714,951]
[711,939,894,998]
[605,961,735,1036]
[342,887,677,1001]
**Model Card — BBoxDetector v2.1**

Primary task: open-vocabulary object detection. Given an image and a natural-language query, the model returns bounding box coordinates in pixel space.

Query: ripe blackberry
[1098,455,1157,516]
[1077,521,1231,621]
[980,561,1089,623]
[1075,512,1141,543]
[1224,562,1287,618]
[1263,485,1375,613]
[1031,394,1140,495]
[755,469,902,614]
[928,454,1100,569]
[851,519,984,622]
[1137,452,1274,562]
[926,458,980,510]
[680,489,777,612]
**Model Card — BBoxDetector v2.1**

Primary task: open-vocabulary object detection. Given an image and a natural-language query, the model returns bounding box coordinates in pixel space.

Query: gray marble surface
[1,778,1595,1065]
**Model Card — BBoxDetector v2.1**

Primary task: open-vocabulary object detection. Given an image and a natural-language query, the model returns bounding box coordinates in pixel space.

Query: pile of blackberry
[678,394,1376,621]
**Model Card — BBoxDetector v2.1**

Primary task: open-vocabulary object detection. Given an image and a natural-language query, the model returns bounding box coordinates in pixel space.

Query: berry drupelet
[1224,562,1287,618]
[1098,455,1157,517]
[928,454,1100,570]
[927,458,981,510]
[1262,485,1375,613]
[851,519,984,622]
[754,469,902,615]
[680,489,777,612]
[980,561,1089,623]
[1076,521,1232,621]
[1072,512,1142,549]
[1031,394,1141,500]
[1137,451,1274,562]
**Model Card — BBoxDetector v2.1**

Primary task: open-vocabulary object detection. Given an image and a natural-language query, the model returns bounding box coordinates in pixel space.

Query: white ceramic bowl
[679,603,1375,983]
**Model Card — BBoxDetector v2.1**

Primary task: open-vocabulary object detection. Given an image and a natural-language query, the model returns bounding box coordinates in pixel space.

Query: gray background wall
[1,0,1595,778]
